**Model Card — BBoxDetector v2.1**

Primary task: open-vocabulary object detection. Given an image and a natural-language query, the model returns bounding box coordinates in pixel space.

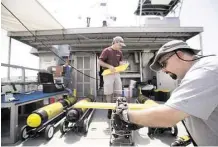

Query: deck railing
[1,63,45,92]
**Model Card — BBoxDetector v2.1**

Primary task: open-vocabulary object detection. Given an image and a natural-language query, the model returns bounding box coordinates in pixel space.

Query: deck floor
[8,109,193,147]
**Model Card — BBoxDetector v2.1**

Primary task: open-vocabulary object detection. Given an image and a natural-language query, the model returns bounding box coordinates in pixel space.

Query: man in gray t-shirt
[115,40,218,146]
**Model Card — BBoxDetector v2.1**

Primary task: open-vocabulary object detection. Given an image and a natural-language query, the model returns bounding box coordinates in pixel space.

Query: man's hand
[113,97,143,131]
[115,101,130,123]
[109,65,116,73]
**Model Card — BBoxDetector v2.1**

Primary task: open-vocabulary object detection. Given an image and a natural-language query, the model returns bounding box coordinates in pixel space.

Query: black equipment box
[154,89,170,102]
[38,72,64,93]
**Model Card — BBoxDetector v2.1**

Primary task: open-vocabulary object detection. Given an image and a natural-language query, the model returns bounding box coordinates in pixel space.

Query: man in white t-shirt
[116,40,218,146]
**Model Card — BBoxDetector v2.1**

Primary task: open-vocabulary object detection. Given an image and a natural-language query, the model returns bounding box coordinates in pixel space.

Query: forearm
[128,105,180,128]
[98,59,112,69]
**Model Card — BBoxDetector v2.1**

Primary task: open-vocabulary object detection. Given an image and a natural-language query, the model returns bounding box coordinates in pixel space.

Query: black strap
[182,120,198,146]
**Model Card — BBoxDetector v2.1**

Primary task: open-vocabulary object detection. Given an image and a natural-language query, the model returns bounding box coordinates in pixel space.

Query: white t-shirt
[165,56,218,146]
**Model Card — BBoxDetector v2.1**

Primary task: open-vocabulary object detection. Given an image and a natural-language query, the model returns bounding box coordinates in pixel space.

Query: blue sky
[1,0,218,77]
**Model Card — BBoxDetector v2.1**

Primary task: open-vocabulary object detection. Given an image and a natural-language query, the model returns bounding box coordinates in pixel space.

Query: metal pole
[139,52,143,82]
[139,0,143,26]
[178,0,184,18]
[7,37,12,80]
[199,33,203,55]
[22,68,26,92]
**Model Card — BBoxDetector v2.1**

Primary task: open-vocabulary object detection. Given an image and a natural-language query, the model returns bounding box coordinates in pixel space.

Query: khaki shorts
[103,73,122,95]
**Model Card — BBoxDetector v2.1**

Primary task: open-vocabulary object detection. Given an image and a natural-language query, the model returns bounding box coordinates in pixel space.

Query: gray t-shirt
[165,56,218,146]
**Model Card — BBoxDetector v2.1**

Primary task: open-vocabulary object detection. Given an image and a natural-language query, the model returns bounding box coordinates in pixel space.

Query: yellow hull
[102,63,129,76]
[73,100,159,110]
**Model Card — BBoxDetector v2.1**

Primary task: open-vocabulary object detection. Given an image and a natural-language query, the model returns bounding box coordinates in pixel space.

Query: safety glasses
[159,52,176,69]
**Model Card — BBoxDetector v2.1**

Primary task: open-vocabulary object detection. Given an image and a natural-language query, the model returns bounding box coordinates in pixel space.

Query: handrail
[1,81,38,85]
[1,63,44,71]
[1,63,44,92]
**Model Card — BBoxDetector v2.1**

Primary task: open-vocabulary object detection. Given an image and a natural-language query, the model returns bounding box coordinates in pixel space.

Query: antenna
[87,17,91,27]
[102,20,107,27]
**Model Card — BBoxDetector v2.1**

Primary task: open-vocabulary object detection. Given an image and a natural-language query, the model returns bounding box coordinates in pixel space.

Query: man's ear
[176,50,184,58]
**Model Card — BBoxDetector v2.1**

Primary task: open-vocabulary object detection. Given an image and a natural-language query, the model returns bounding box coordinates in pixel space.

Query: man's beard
[166,72,177,80]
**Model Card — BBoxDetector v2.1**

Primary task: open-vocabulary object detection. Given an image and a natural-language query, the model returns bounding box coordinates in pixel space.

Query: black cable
[1,3,98,80]
[174,51,216,62]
